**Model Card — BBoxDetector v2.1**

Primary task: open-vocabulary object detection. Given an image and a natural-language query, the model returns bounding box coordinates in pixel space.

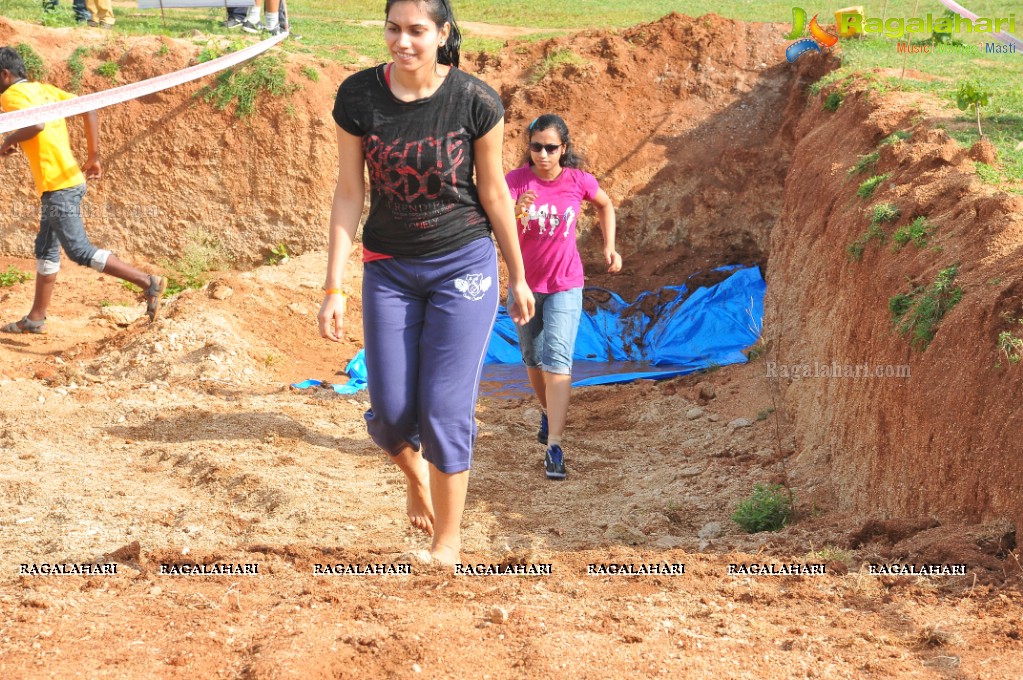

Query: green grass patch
[847,222,886,261]
[528,48,588,85]
[95,61,120,82]
[849,202,900,260]
[0,265,32,288]
[857,173,890,199]
[998,330,1023,365]
[39,3,75,28]
[889,265,964,350]
[892,216,934,250]
[14,43,46,81]
[822,91,843,111]
[197,54,295,117]
[848,151,880,176]
[300,65,320,82]
[974,161,1002,185]
[160,230,231,294]
[870,202,900,224]
[732,484,793,534]
[880,130,912,146]
[67,47,89,93]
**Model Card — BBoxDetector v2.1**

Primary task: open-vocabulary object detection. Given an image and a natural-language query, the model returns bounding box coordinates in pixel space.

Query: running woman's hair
[526,114,584,169]
[384,0,462,69]
[0,47,28,80]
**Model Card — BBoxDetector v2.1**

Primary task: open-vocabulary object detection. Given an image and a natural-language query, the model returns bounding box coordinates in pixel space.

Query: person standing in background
[84,0,114,28]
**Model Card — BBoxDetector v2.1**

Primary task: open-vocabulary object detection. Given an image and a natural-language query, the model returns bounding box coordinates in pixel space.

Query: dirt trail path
[1,255,1021,677]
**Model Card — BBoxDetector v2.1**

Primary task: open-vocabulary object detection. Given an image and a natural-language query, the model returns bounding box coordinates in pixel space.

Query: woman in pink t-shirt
[505,114,621,480]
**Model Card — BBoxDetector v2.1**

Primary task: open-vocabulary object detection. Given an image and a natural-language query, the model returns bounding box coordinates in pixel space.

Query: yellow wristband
[324,289,344,296]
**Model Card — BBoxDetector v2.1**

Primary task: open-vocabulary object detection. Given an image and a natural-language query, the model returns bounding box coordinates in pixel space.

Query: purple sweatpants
[362,237,499,473]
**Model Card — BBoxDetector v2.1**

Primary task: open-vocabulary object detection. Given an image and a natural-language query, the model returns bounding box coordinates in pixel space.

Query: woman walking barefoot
[318,0,534,565]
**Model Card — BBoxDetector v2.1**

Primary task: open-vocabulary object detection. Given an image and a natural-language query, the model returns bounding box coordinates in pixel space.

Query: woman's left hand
[507,280,535,325]
[605,248,623,274]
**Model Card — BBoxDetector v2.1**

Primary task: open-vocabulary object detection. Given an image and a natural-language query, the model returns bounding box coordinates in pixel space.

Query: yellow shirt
[0,81,86,196]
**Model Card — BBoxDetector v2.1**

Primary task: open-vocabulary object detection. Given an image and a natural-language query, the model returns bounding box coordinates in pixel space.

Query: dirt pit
[2,11,1022,679]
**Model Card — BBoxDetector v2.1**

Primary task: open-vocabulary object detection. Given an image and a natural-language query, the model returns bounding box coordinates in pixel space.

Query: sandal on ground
[145,275,167,322]
[1,316,47,334]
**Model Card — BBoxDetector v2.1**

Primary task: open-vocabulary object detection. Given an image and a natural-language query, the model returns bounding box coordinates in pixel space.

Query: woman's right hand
[515,190,538,220]
[318,293,346,342]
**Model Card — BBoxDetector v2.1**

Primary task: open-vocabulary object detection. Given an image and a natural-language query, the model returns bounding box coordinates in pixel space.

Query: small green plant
[848,151,879,176]
[956,80,991,137]
[156,43,170,57]
[528,49,587,85]
[880,130,912,146]
[0,266,31,287]
[755,407,775,421]
[301,65,320,82]
[198,54,295,117]
[889,265,964,349]
[857,173,891,199]
[870,202,900,225]
[823,91,843,111]
[892,216,933,251]
[732,484,793,534]
[997,330,1023,365]
[67,47,88,93]
[121,280,142,294]
[267,242,290,265]
[161,230,231,294]
[848,223,887,261]
[15,43,46,81]
[95,61,119,81]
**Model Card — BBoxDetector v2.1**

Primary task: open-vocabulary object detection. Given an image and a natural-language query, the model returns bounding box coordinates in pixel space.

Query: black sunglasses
[529,142,563,154]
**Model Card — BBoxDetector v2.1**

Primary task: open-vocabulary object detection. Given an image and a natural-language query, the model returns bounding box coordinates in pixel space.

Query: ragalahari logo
[785,7,839,62]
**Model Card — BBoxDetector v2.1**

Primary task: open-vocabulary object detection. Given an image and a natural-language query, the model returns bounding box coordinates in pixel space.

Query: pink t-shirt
[505,165,599,294]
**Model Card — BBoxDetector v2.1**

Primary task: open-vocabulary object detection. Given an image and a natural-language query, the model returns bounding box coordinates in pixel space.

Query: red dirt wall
[766,68,1023,532]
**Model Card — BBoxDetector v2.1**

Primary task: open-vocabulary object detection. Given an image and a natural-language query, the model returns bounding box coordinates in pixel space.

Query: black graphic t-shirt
[332,66,504,258]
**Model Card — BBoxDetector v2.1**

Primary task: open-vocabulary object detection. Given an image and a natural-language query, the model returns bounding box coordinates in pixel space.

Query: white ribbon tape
[935,0,1023,51]
[0,31,287,134]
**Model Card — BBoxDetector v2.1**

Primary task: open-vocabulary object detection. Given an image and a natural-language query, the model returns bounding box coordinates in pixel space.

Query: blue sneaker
[537,411,549,445]
[545,444,566,480]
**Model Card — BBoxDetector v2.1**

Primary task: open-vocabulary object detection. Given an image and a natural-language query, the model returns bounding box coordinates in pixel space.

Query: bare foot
[405,454,434,536]
[430,542,461,566]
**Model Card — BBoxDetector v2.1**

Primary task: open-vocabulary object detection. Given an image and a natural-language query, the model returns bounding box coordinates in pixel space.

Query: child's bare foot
[430,542,461,565]
[405,455,434,535]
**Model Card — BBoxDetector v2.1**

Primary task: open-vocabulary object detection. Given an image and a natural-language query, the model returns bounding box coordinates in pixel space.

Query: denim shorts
[509,287,582,375]
[36,183,103,273]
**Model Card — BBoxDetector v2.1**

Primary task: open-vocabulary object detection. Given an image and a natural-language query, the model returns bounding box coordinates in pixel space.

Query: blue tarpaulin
[295,265,765,392]
[486,265,766,387]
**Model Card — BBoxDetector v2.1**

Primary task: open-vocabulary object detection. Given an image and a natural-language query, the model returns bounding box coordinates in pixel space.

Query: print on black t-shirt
[364,128,467,230]
[332,66,505,258]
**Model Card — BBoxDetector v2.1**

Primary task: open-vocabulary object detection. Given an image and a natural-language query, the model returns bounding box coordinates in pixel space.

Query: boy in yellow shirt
[0,46,163,334]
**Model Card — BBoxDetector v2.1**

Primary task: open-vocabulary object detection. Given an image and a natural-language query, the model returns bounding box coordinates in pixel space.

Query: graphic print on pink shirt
[505,166,600,294]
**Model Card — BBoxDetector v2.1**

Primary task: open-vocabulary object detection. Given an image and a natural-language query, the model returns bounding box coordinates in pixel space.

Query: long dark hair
[526,114,583,169]
[384,0,462,69]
